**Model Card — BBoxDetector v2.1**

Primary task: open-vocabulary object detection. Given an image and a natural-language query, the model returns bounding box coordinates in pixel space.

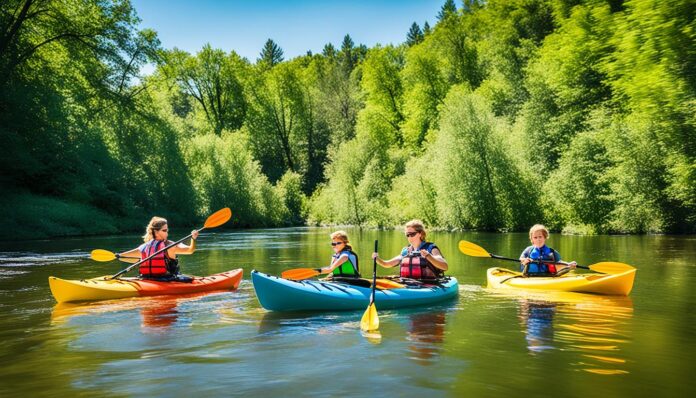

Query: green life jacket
[331,249,360,277]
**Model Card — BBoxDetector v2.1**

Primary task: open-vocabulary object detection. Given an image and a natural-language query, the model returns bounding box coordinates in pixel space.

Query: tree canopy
[1,0,693,239]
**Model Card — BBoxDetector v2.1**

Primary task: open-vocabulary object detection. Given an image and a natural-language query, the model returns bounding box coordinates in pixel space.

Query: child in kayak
[372,220,448,280]
[315,231,360,278]
[118,216,199,280]
[520,224,576,277]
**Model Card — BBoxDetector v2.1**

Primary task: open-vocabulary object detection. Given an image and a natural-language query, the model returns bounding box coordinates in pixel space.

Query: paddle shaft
[370,240,378,305]
[489,253,588,270]
[111,227,205,279]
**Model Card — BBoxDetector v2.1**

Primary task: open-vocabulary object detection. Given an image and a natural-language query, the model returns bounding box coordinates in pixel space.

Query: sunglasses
[331,242,344,246]
[405,231,418,237]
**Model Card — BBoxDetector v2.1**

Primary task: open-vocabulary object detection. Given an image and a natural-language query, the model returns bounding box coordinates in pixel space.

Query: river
[0,227,694,397]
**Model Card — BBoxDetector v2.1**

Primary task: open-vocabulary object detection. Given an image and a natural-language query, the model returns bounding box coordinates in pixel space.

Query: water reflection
[406,310,447,364]
[503,291,633,375]
[518,300,556,354]
[51,292,215,331]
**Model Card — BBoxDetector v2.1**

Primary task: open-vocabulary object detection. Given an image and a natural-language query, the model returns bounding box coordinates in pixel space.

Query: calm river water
[0,227,694,397]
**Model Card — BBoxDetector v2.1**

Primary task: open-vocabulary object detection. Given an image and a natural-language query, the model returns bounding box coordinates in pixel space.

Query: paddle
[103,208,232,279]
[281,267,405,289]
[281,268,321,280]
[90,249,139,263]
[458,240,635,274]
[360,240,379,332]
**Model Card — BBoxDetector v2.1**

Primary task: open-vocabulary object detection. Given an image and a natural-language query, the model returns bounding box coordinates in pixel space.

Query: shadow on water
[493,290,634,375]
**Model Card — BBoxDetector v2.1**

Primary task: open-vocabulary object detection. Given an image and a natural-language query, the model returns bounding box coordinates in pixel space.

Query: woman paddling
[118,217,198,280]
[372,220,448,280]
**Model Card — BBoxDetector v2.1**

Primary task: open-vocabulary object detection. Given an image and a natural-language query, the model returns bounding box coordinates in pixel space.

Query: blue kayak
[251,270,459,312]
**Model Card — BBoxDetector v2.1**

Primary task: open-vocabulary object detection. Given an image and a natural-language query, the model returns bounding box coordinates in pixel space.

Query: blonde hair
[143,216,168,242]
[405,219,427,240]
[529,224,549,240]
[330,230,353,251]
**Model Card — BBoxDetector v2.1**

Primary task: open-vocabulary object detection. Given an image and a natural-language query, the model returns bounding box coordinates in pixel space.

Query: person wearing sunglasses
[117,216,199,280]
[314,230,360,279]
[372,219,447,280]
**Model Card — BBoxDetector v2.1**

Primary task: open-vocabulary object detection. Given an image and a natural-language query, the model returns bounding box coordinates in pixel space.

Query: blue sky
[131,0,443,61]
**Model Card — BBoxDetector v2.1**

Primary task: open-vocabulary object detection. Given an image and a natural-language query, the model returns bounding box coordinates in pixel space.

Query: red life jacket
[399,242,444,280]
[139,240,176,276]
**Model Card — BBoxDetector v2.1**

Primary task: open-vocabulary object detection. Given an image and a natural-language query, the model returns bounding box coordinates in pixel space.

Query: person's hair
[529,224,549,240]
[143,217,168,242]
[405,219,427,240]
[330,230,353,251]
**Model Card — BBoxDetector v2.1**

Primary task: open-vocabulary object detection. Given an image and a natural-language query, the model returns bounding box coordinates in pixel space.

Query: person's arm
[372,252,401,268]
[519,247,532,265]
[520,247,531,275]
[173,230,199,255]
[118,247,141,259]
[318,254,349,274]
[420,248,448,271]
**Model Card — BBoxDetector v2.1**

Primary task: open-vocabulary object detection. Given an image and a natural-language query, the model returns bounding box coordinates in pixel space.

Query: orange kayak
[48,269,243,303]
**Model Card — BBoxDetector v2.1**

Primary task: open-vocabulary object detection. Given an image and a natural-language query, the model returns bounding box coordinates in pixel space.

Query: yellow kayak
[486,267,636,296]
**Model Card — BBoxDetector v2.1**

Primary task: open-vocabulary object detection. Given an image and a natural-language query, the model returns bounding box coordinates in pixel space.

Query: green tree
[437,0,457,22]
[360,46,406,144]
[423,21,432,35]
[258,38,284,67]
[340,34,358,71]
[322,43,336,58]
[401,42,448,147]
[161,45,249,135]
[406,22,424,46]
[520,3,613,171]
[432,87,539,230]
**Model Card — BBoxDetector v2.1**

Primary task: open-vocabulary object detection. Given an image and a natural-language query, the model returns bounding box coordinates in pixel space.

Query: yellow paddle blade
[281,268,320,280]
[588,262,636,274]
[360,302,379,332]
[203,208,232,229]
[91,249,116,262]
[458,240,492,258]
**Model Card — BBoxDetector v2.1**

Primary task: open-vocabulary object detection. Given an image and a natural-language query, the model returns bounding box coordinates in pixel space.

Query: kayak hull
[252,270,459,312]
[486,267,635,296]
[49,269,243,303]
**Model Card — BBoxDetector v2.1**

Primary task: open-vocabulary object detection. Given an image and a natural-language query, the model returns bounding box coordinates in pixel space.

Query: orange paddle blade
[204,208,232,229]
[588,262,636,274]
[375,279,405,289]
[281,268,320,280]
[458,240,492,258]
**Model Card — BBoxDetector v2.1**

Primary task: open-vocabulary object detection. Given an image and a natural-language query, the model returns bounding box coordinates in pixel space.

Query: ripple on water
[0,251,87,267]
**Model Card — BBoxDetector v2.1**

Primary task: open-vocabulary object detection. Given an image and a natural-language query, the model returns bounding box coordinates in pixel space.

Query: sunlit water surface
[0,227,694,397]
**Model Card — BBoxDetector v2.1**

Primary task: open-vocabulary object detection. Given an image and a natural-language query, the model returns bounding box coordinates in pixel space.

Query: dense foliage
[1,0,693,239]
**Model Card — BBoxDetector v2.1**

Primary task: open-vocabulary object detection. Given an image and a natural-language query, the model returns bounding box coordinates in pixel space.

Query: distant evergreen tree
[340,34,356,70]
[462,0,480,14]
[306,50,313,57]
[258,39,284,67]
[423,21,432,35]
[406,22,424,46]
[322,43,337,58]
[437,0,457,21]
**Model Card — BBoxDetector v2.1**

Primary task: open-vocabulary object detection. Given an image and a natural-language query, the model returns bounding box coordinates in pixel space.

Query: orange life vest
[399,242,444,280]
[139,240,177,277]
